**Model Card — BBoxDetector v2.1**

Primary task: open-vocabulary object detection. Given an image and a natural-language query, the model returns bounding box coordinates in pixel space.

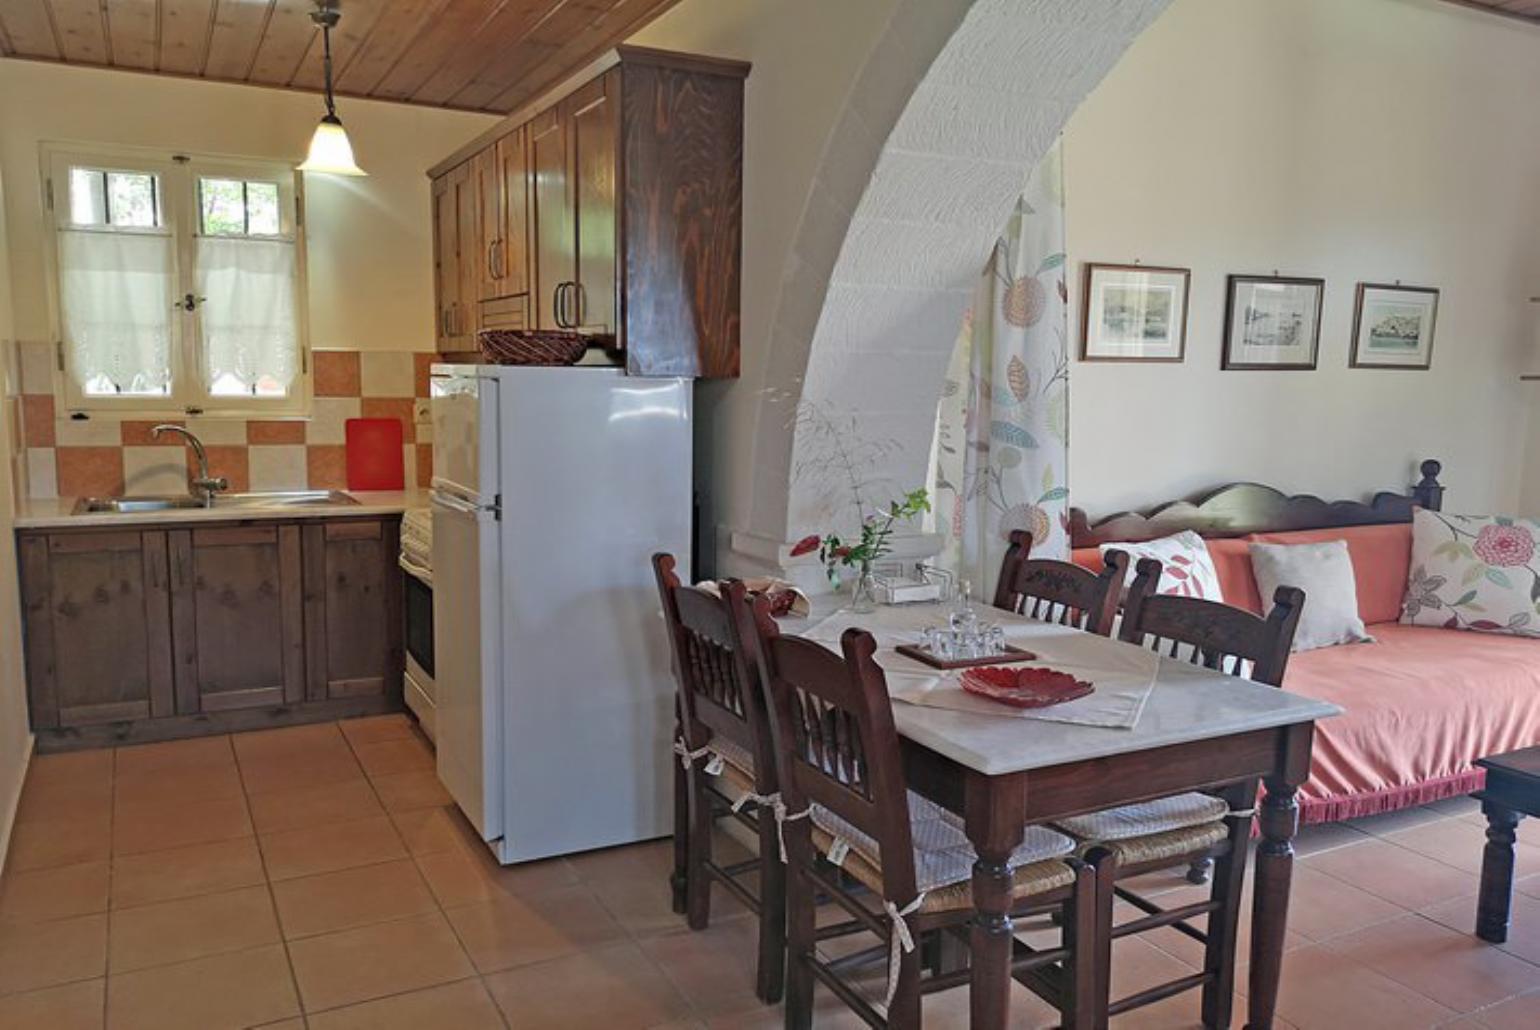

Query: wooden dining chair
[1056,556,1305,1027]
[653,554,786,1004]
[741,618,1098,1030]
[992,530,1129,637]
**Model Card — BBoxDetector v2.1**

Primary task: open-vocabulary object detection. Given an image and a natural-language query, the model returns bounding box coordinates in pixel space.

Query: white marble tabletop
[14,489,428,529]
[791,597,1341,777]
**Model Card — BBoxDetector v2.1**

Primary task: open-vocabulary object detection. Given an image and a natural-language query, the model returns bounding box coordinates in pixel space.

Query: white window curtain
[932,142,1070,601]
[58,229,175,396]
[195,235,299,396]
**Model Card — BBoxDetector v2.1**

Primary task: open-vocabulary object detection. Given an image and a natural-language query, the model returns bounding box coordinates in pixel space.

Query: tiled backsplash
[9,345,435,499]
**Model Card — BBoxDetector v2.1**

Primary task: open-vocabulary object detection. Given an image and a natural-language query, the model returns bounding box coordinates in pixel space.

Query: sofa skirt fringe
[1296,768,1488,826]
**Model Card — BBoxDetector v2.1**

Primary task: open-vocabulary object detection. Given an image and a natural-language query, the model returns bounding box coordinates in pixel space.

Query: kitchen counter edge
[13,490,430,530]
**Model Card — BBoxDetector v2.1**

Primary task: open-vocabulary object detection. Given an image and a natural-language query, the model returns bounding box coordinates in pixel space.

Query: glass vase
[848,564,878,613]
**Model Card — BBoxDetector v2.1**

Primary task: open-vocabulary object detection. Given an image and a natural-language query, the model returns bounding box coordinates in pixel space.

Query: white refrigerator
[429,365,691,864]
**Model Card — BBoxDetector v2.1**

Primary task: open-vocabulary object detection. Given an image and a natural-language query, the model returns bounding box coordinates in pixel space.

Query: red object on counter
[960,666,1094,708]
[345,418,405,490]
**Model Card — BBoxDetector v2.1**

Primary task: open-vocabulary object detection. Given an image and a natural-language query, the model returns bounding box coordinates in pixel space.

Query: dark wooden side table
[1474,747,1540,943]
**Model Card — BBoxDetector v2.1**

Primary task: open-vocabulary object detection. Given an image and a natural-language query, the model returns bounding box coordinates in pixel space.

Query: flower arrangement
[790,488,931,610]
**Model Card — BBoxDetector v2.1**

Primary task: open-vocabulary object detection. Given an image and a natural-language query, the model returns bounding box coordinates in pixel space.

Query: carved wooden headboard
[1067,459,1445,548]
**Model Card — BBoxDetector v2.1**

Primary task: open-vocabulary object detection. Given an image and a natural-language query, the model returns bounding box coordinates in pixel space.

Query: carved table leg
[966,772,1026,1030]
[1477,800,1523,944]
[1247,778,1298,1030]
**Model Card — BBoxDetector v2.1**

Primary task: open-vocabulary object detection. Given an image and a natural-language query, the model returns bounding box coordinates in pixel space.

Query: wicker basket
[477,330,589,366]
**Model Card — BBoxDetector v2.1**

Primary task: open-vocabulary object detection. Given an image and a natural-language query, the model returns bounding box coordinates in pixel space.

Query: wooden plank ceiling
[0,0,684,114]
[1441,0,1540,23]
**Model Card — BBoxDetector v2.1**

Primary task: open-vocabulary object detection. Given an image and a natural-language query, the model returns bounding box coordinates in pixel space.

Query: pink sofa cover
[1073,523,1540,823]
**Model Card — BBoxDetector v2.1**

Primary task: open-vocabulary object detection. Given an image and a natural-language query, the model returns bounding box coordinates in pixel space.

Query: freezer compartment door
[430,489,503,842]
[431,370,499,504]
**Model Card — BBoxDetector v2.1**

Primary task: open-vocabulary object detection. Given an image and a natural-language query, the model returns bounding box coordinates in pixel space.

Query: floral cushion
[1102,530,1224,601]
[1401,509,1540,637]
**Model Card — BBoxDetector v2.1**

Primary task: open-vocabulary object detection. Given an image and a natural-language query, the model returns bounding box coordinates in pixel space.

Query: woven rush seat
[1053,792,1229,843]
[809,791,1077,913]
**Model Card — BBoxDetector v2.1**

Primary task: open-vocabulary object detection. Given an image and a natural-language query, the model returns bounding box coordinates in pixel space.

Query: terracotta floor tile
[113,736,233,778]
[0,861,110,924]
[14,783,112,828]
[1387,818,1540,879]
[369,769,452,812]
[111,795,252,856]
[1420,891,1540,966]
[248,779,384,835]
[25,750,114,793]
[105,944,299,1030]
[286,911,474,1012]
[1269,943,1457,1029]
[272,858,437,939]
[1325,913,1540,1014]
[259,815,407,882]
[1278,864,1408,942]
[639,918,769,1019]
[483,940,694,1030]
[305,978,505,1030]
[1466,989,1540,1030]
[1345,806,1453,838]
[113,762,245,808]
[571,838,748,936]
[0,978,105,1029]
[444,883,626,974]
[414,840,578,908]
[352,736,434,778]
[1291,820,1371,858]
[108,885,280,973]
[5,813,112,871]
[338,713,417,747]
[110,838,266,909]
[232,721,352,764]
[389,804,475,856]
[1303,837,1477,912]
[0,913,107,995]
[238,751,367,796]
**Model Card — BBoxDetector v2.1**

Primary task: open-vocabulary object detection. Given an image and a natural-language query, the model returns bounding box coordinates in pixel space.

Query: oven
[399,509,436,740]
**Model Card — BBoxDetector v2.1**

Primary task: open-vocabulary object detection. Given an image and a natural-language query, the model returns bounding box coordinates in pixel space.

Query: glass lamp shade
[299,115,366,176]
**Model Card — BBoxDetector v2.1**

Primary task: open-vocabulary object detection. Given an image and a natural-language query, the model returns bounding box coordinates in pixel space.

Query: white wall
[1064,0,1540,517]
[0,60,498,355]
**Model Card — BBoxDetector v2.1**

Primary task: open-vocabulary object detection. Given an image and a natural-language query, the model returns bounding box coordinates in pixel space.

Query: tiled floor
[1,719,1538,1029]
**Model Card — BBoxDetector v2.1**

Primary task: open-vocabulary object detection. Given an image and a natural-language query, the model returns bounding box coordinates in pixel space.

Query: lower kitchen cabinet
[17,515,404,751]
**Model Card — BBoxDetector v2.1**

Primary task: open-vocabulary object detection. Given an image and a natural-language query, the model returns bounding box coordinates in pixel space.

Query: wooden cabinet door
[494,126,530,298]
[530,106,572,331]
[17,531,174,728]
[433,164,477,351]
[302,519,403,701]
[472,145,502,302]
[432,171,460,350]
[568,70,618,336]
[169,526,305,714]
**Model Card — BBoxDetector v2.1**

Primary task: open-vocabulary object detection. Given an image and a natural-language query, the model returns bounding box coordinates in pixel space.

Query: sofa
[1067,470,1540,825]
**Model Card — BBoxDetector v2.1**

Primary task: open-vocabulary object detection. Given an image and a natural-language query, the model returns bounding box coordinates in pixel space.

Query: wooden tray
[893,643,1038,671]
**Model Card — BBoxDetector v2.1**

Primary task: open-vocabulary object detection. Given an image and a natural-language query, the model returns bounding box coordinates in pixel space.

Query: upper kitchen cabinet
[429,46,748,378]
[433,163,478,354]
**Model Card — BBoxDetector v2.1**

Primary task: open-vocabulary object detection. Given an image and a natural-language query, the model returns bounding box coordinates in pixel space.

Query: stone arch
[731,0,1172,575]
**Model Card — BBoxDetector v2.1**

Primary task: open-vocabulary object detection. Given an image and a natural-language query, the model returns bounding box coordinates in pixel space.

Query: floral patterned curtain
[933,142,1070,600]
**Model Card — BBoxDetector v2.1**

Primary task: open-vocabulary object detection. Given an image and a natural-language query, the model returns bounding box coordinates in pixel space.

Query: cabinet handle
[571,281,584,328]
[552,283,567,328]
[487,239,500,280]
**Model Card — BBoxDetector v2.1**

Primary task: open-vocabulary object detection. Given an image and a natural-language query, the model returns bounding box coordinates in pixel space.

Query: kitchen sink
[73,490,358,514]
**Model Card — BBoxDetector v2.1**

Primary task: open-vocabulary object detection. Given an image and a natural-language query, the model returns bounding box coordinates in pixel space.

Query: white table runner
[800,604,1159,729]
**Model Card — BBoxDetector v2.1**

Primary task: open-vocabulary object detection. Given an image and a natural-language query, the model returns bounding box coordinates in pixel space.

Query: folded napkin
[695,577,811,618]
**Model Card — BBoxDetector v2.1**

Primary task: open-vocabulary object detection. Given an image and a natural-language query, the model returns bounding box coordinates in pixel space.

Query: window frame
[41,143,312,419]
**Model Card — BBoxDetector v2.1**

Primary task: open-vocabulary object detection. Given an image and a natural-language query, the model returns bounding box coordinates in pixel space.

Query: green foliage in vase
[791,488,931,586]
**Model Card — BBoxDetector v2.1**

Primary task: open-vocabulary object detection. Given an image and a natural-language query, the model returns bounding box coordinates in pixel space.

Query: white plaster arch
[731,0,1172,575]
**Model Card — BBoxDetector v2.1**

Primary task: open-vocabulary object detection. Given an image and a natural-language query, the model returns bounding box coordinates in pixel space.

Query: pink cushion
[1206,538,1261,615]
[1283,622,1540,815]
[1249,524,1411,626]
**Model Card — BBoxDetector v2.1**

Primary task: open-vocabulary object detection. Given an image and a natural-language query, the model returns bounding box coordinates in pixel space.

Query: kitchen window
[44,145,310,416]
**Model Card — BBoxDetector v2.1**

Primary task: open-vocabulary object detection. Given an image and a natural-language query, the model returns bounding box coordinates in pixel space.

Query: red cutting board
[345,418,405,491]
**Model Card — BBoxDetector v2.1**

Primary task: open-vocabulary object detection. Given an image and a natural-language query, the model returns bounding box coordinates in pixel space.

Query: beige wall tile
[18,341,54,395]
[359,352,415,398]
[308,397,362,446]
[26,447,56,498]
[121,446,189,495]
[247,444,307,491]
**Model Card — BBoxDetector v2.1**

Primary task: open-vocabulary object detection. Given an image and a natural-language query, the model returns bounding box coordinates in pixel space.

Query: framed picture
[1350,283,1438,370]
[1222,275,1325,370]
[1080,263,1190,362]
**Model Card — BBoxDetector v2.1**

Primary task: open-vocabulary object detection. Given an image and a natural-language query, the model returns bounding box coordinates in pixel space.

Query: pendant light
[299,1,366,176]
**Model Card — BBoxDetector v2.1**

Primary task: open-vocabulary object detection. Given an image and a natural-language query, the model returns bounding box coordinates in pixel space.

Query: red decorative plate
[960,667,1094,709]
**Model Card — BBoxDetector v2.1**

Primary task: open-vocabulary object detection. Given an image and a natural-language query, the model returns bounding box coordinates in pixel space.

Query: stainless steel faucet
[150,424,229,507]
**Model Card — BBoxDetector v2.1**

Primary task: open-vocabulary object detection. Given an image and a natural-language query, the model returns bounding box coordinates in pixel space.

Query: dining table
[791,596,1340,1030]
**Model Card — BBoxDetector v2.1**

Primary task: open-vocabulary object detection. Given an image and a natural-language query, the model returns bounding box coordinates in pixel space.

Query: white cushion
[1053,791,1228,842]
[1249,540,1373,652]
[811,792,1075,894]
[707,736,755,775]
[1402,509,1540,637]
[1104,531,1224,602]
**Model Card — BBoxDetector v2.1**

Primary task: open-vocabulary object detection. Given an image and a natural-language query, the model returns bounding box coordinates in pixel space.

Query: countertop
[14,489,430,530]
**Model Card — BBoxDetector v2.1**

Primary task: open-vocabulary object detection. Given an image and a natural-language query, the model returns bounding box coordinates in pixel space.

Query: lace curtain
[196,236,299,396]
[933,142,1071,601]
[59,229,174,396]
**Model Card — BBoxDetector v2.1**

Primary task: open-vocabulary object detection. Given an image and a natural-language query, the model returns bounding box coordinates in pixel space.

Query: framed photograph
[1350,283,1438,370]
[1222,275,1325,370]
[1080,263,1190,362]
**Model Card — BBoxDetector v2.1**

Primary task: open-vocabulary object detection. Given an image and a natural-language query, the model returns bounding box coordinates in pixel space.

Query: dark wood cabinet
[18,515,404,751]
[433,163,477,353]
[478,126,531,305]
[429,46,747,378]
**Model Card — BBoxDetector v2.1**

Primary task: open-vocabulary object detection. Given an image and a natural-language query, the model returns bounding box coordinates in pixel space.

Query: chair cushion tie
[671,738,725,776]
[881,894,926,1010]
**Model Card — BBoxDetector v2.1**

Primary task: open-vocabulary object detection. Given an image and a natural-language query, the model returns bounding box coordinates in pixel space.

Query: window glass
[68,168,159,228]
[200,177,285,237]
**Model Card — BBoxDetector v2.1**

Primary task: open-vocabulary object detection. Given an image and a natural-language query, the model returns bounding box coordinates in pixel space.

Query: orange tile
[0,978,104,1030]
[111,795,253,857]
[259,815,407,882]
[414,839,577,909]
[5,813,112,872]
[1304,837,1479,911]
[416,443,433,487]
[105,944,299,1030]
[239,748,366,796]
[369,769,452,812]
[0,861,110,924]
[21,394,54,447]
[195,445,249,493]
[110,838,266,909]
[55,446,124,498]
[271,858,438,939]
[232,721,352,764]
[114,761,245,808]
[339,713,417,747]
[114,736,233,778]
[0,913,107,995]
[285,911,474,1012]
[482,940,693,1030]
[361,397,416,443]
[352,736,434,778]
[247,420,307,445]
[247,779,384,835]
[1267,943,1457,1028]
[307,444,348,490]
[108,885,279,973]
[307,979,505,1030]
[314,351,362,397]
[413,352,435,399]
[445,884,625,974]
[389,805,475,857]
[120,420,183,446]
[1470,990,1540,1030]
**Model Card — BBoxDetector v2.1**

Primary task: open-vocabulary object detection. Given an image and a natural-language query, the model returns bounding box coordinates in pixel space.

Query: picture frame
[1350,283,1438,370]
[1080,263,1190,362]
[1222,274,1325,371]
